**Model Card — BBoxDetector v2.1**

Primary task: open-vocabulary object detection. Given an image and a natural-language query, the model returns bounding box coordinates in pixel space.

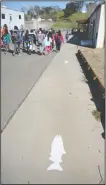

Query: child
[2,28,11,54]
[37,31,45,55]
[65,31,69,42]
[0,37,4,48]
[55,30,64,51]
[49,31,55,50]
[12,26,22,56]
[43,32,52,54]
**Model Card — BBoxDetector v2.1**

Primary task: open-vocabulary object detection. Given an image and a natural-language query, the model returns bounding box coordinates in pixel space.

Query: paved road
[1,49,56,131]
[1,43,104,184]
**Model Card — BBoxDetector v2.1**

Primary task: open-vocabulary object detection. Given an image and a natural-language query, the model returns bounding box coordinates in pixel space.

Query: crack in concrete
[98,165,104,184]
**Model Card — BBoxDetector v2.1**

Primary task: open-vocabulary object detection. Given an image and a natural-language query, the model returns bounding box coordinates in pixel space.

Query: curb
[76,49,105,134]
[77,50,105,99]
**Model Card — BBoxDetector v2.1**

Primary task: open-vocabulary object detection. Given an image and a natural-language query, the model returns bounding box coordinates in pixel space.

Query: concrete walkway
[1,43,104,184]
[1,49,56,131]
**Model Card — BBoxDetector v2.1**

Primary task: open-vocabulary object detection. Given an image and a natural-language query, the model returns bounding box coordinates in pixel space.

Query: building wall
[88,4,105,48]
[25,19,54,30]
[88,6,101,47]
[96,4,105,48]
[1,7,24,30]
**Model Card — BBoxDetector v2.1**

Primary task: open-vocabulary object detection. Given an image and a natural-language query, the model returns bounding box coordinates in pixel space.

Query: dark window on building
[96,33,98,39]
[10,15,12,21]
[19,15,21,19]
[2,14,5,19]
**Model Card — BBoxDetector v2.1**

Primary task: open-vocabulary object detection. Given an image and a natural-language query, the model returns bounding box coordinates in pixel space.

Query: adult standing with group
[55,30,64,52]
[1,24,11,53]
[37,29,45,55]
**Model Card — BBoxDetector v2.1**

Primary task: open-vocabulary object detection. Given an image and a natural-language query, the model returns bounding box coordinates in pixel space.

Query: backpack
[3,34,11,45]
[30,34,36,42]
[56,36,61,44]
[12,31,18,41]
[27,34,32,40]
[38,33,45,44]
[12,30,22,43]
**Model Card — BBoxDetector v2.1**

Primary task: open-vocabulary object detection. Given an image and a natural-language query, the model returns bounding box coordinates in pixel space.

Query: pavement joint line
[1,52,56,133]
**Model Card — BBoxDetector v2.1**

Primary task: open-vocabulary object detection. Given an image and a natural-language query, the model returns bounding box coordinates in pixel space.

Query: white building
[1,6,25,30]
[88,2,105,48]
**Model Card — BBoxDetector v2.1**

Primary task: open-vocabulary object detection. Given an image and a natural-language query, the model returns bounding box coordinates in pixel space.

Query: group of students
[1,24,67,56]
[1,24,23,55]
[36,28,64,55]
[23,28,65,55]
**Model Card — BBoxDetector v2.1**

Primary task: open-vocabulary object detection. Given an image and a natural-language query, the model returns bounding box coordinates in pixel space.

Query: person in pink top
[55,30,64,51]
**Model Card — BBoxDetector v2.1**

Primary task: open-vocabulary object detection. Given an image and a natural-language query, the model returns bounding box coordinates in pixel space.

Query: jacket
[55,34,64,43]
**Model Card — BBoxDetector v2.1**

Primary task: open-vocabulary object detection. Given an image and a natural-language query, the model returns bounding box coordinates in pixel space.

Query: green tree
[64,1,84,17]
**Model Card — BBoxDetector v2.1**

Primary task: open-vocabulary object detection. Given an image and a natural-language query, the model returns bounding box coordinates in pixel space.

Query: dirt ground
[78,46,104,86]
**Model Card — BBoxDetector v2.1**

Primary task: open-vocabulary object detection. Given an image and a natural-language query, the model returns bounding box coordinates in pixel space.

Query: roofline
[88,2,105,21]
[75,1,105,25]
[76,19,88,22]
[1,6,24,13]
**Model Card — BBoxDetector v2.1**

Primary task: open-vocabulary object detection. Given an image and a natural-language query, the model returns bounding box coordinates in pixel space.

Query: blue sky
[2,1,69,11]
[2,0,100,13]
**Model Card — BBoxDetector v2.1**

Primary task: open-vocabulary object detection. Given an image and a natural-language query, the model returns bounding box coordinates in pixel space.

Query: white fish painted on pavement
[47,135,66,171]
[65,61,68,64]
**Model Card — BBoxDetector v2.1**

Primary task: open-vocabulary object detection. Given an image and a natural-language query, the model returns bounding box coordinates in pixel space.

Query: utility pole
[37,11,39,30]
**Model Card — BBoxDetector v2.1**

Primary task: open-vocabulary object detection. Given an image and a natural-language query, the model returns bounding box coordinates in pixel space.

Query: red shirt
[55,34,64,43]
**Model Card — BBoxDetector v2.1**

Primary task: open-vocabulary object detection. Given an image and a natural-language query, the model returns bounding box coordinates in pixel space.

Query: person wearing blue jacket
[12,26,22,56]
[65,31,69,43]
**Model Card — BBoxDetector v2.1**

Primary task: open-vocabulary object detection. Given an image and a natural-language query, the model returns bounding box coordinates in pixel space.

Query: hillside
[67,12,89,21]
[52,12,89,29]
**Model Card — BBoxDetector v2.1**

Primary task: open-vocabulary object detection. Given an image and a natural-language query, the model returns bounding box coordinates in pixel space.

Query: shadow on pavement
[67,32,93,48]
[76,52,105,139]
[1,48,13,54]
[67,33,81,46]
